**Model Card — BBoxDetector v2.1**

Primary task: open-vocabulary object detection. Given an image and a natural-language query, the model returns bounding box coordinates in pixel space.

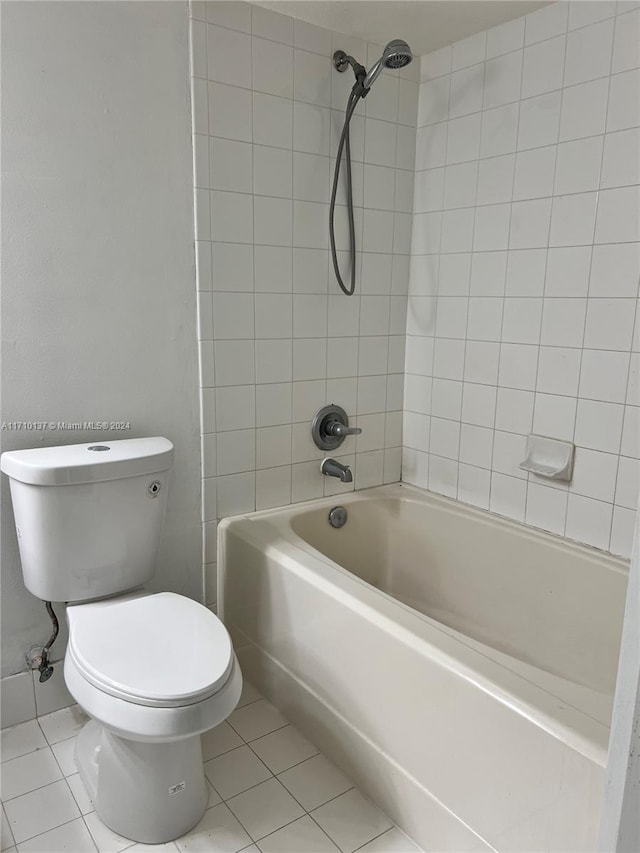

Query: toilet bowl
[64,591,242,843]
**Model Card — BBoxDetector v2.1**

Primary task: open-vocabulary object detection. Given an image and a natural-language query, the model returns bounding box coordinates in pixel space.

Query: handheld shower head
[363,39,413,90]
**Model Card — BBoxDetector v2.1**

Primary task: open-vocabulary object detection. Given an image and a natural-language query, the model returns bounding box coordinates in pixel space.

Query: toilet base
[75,720,208,843]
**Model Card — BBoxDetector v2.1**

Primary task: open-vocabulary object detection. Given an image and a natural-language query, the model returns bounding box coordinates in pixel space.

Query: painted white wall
[403,1,640,558]
[1,0,201,678]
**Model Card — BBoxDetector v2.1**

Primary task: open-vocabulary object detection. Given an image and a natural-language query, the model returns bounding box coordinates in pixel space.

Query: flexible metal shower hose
[329,86,363,296]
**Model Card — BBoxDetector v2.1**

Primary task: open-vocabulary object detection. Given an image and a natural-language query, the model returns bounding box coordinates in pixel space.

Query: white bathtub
[218,483,628,852]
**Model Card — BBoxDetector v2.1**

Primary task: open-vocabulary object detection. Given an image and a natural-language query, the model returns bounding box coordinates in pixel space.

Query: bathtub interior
[288,490,628,698]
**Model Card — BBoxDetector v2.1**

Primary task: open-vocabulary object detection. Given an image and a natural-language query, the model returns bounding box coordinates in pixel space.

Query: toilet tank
[0,437,174,603]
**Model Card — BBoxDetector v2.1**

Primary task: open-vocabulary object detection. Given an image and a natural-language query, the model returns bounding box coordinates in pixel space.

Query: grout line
[521,24,567,530]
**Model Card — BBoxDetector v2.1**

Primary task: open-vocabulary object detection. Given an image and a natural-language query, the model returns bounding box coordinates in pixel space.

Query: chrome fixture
[328,506,348,528]
[321,458,353,483]
[312,404,362,451]
[330,38,413,296]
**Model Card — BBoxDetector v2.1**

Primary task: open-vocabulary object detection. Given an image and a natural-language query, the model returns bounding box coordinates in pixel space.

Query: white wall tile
[549,192,598,246]
[564,19,614,87]
[554,136,603,195]
[584,298,636,350]
[496,387,535,433]
[526,482,568,535]
[540,298,587,347]
[207,25,252,88]
[490,472,527,520]
[545,246,591,297]
[513,146,556,200]
[519,91,562,149]
[521,36,566,99]
[252,6,293,44]
[206,2,252,33]
[525,3,569,45]
[612,7,640,72]
[532,392,576,440]
[590,243,640,297]
[579,349,630,402]
[509,198,553,249]
[568,0,616,30]
[209,81,252,141]
[253,92,292,148]
[480,103,519,157]
[595,185,640,243]
[537,346,582,396]
[211,190,253,243]
[566,493,613,549]
[487,17,525,58]
[607,67,640,131]
[559,78,609,141]
[452,32,487,70]
[498,344,539,390]
[506,249,547,296]
[575,398,625,452]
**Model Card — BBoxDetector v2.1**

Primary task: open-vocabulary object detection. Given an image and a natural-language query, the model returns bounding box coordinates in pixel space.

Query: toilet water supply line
[26,601,59,683]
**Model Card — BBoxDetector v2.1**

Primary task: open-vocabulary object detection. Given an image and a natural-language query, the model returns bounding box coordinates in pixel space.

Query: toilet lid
[68,592,234,707]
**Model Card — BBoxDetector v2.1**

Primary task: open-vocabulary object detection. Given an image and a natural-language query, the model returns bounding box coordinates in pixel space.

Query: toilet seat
[67,592,233,708]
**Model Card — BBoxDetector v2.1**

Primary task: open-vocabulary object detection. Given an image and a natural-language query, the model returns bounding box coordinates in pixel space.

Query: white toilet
[0,437,242,843]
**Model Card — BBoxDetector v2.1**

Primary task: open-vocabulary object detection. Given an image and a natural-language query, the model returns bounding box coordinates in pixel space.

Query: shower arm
[333,51,371,98]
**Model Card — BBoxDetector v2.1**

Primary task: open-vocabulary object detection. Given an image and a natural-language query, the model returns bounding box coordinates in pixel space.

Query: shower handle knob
[311,404,362,451]
[325,420,362,438]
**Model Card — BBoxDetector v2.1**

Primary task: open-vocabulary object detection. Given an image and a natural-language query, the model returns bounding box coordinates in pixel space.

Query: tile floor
[1,681,421,853]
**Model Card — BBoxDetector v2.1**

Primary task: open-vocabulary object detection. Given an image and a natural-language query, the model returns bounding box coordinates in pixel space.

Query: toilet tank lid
[0,437,174,486]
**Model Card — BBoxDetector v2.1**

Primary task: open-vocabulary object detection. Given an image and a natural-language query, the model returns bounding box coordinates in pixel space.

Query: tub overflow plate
[328,506,348,528]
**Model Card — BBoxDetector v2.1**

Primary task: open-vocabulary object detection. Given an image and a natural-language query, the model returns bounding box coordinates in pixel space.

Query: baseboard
[1,659,74,728]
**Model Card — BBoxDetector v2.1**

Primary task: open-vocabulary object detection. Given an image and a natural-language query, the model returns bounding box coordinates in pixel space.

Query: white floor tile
[1,807,14,851]
[1,749,62,800]
[0,722,47,764]
[38,706,88,745]
[257,815,339,852]
[357,826,421,852]
[236,682,262,709]
[174,802,251,853]
[311,790,393,853]
[52,738,77,776]
[249,726,318,775]
[84,812,136,853]
[17,817,97,852]
[278,755,352,811]
[204,746,272,800]
[227,701,288,742]
[201,722,244,761]
[0,696,418,853]
[4,780,81,843]
[207,780,222,808]
[227,778,305,841]
[67,773,95,815]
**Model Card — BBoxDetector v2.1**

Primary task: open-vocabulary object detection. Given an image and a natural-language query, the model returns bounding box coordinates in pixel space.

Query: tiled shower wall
[189,1,418,603]
[402,1,640,559]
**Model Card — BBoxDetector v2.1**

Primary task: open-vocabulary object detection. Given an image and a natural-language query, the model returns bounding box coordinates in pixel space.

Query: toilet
[0,437,242,844]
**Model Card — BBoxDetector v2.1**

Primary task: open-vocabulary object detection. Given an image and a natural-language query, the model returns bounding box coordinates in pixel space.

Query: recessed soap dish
[519,434,574,482]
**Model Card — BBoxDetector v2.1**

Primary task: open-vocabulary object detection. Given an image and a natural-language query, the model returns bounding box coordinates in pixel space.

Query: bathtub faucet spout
[320,458,353,483]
